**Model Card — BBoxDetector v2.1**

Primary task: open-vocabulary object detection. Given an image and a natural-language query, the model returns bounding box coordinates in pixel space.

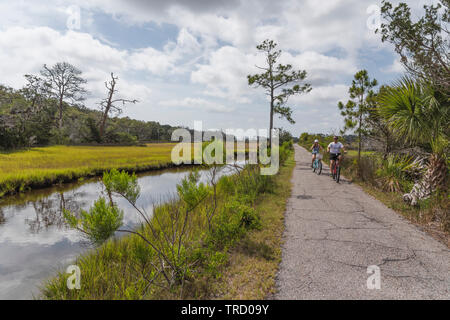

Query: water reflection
[0,165,236,299]
[26,194,66,234]
[0,209,5,225]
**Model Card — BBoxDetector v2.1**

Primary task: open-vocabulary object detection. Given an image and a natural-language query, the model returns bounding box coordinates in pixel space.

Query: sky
[0,0,431,137]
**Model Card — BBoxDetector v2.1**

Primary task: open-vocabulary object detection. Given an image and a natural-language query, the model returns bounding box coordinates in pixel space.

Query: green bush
[217,175,235,195]
[103,169,140,204]
[376,154,417,192]
[177,171,210,210]
[238,203,261,230]
[105,129,138,145]
[338,155,379,185]
[206,199,260,250]
[207,204,244,249]
[279,129,293,145]
[205,251,228,277]
[64,197,124,245]
[297,132,335,151]
[234,165,275,203]
[279,141,293,165]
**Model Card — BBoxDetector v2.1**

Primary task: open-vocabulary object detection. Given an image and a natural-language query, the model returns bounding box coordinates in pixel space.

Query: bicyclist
[310,139,323,168]
[327,136,346,176]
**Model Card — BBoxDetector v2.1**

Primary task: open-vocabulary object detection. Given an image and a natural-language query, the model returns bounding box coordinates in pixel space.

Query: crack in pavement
[275,145,450,300]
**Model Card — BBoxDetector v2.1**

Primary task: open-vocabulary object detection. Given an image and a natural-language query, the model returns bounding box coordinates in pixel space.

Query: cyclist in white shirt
[327,136,346,175]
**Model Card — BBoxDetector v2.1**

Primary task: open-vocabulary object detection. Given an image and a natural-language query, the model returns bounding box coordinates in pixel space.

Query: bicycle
[312,153,322,175]
[330,157,341,183]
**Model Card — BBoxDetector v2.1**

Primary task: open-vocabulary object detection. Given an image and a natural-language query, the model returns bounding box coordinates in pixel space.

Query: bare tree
[40,62,87,130]
[98,73,138,141]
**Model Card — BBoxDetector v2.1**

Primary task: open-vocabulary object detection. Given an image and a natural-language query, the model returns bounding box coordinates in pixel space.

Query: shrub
[64,197,123,245]
[279,141,293,165]
[279,129,293,145]
[207,204,244,249]
[234,165,275,203]
[103,169,140,204]
[177,170,210,210]
[206,200,260,250]
[376,154,417,192]
[216,175,235,195]
[238,203,261,230]
[105,130,138,145]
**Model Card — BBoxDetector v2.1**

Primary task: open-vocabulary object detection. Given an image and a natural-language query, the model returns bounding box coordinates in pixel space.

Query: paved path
[275,145,449,299]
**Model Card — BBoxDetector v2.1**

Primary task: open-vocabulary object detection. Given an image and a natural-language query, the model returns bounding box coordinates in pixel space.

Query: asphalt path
[274,145,450,299]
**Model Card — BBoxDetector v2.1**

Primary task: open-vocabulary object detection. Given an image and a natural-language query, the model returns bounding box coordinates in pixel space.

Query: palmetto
[376,154,418,193]
[378,77,448,205]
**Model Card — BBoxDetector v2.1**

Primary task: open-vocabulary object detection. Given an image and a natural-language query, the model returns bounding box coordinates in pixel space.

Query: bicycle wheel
[336,165,341,183]
[318,161,322,175]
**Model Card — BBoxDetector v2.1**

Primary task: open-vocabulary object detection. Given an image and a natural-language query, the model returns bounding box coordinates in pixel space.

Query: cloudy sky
[0,0,428,136]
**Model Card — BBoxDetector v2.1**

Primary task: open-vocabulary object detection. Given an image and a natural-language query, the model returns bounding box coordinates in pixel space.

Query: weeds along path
[275,144,450,299]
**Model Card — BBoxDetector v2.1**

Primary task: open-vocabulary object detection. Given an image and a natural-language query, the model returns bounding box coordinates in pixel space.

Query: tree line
[0,63,181,149]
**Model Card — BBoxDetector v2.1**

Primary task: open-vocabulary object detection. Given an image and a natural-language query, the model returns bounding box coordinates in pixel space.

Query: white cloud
[280,51,357,85]
[292,84,349,106]
[129,47,176,75]
[191,46,263,103]
[383,57,405,74]
[159,97,234,113]
[0,27,127,92]
[129,28,205,75]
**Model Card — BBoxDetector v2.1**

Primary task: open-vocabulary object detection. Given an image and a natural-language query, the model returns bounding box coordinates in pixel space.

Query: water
[0,165,239,300]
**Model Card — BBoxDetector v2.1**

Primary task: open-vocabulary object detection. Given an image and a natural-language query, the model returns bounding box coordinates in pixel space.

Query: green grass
[0,143,186,196]
[39,148,295,300]
[346,150,375,157]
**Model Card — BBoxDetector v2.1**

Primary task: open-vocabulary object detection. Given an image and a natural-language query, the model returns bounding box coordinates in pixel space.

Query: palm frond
[377,77,442,145]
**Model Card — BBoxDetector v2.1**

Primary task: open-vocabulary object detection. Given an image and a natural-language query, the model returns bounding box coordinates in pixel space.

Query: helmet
[314,139,319,143]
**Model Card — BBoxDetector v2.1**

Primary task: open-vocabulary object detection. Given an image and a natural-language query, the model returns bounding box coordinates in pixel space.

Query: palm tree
[378,77,449,205]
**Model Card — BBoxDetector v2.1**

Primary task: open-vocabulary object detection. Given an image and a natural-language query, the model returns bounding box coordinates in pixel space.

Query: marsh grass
[0,144,178,196]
